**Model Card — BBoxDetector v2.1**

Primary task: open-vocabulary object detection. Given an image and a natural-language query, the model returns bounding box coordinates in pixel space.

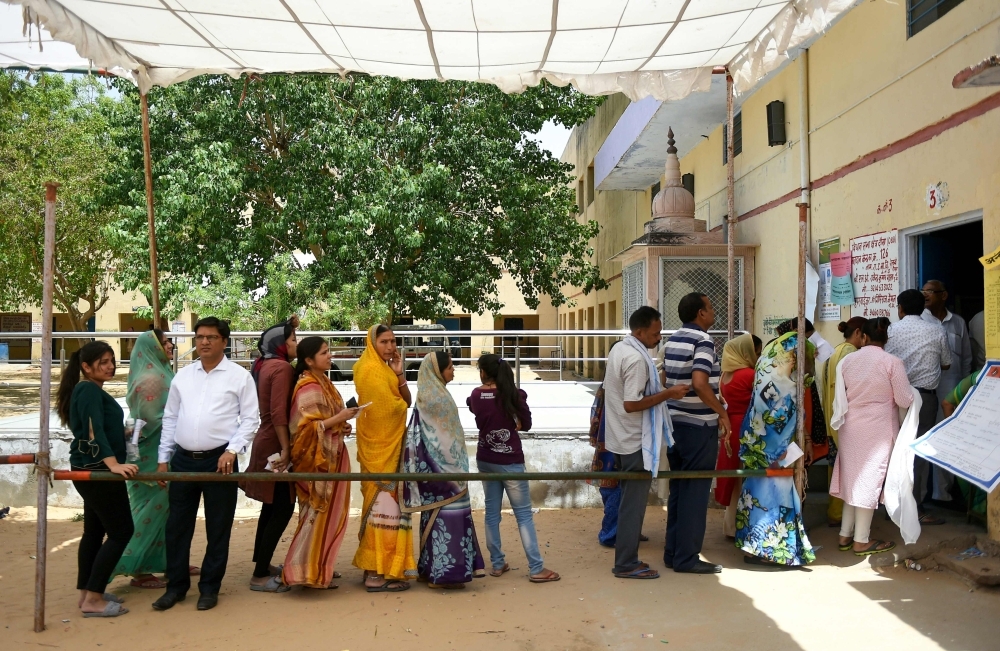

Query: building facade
[560,0,1000,377]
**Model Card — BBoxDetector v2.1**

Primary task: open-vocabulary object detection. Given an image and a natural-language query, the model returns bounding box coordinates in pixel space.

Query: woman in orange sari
[352,325,416,592]
[281,337,359,589]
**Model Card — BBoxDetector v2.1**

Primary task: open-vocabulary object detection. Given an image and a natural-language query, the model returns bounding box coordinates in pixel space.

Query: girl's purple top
[466,387,532,465]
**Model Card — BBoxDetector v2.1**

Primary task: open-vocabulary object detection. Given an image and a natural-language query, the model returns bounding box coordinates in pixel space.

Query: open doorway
[915,220,984,323]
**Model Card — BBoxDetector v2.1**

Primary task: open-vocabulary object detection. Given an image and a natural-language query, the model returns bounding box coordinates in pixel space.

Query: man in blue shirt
[660,293,729,574]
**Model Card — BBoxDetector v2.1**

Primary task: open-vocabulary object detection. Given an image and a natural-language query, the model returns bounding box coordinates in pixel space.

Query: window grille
[723,112,742,164]
[621,261,645,327]
[907,0,965,37]
[661,257,743,353]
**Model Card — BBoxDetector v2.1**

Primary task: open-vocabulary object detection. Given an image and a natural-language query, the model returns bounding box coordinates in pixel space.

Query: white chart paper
[910,361,1000,492]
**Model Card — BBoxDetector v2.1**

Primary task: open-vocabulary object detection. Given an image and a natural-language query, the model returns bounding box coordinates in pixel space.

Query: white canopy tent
[3,0,860,634]
[3,0,855,99]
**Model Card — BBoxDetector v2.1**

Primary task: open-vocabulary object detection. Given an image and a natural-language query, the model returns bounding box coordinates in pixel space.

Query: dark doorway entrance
[917,220,984,323]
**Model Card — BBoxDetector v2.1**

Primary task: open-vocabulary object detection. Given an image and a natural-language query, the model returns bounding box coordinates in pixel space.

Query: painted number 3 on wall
[876,199,892,214]
[926,182,949,211]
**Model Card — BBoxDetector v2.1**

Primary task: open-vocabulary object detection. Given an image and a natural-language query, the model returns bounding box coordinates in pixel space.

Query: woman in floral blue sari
[403,352,485,589]
[735,330,816,567]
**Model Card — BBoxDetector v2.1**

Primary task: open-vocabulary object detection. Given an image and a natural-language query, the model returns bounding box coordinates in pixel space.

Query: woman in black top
[56,341,138,618]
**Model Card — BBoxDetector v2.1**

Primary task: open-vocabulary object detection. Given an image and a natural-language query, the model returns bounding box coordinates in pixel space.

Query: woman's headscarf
[250,317,297,383]
[403,352,470,512]
[126,331,174,445]
[721,333,758,374]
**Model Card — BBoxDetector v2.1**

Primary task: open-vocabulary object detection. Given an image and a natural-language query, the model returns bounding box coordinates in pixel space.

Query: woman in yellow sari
[820,317,866,526]
[281,337,359,590]
[352,324,416,592]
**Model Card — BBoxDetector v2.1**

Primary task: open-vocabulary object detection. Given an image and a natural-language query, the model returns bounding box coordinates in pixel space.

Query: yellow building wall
[554,0,1000,378]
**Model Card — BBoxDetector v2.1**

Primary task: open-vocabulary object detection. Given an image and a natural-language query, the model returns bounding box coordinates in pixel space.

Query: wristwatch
[226,448,238,456]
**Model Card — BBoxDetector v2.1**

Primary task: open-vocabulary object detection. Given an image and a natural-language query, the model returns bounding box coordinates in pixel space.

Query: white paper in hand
[780,442,804,468]
[131,419,147,445]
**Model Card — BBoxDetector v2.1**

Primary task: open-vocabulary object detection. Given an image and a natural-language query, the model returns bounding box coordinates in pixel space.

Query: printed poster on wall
[829,252,855,306]
[850,229,899,321]
[817,238,841,321]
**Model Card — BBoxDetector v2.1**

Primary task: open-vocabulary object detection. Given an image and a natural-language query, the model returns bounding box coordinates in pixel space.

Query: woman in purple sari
[403,352,485,589]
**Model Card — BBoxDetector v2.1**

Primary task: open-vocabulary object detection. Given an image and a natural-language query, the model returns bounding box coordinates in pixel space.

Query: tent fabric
[3,0,856,100]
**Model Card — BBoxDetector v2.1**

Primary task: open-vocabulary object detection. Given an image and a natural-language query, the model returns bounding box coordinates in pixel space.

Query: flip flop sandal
[838,540,854,552]
[529,570,561,583]
[250,576,291,593]
[130,577,166,589]
[613,564,658,580]
[83,601,129,618]
[333,571,342,579]
[489,564,510,577]
[103,593,124,603]
[854,540,896,557]
[326,583,339,590]
[919,514,945,526]
[366,580,411,593]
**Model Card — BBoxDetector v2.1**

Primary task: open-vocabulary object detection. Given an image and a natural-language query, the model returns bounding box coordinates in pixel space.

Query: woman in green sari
[111,330,175,588]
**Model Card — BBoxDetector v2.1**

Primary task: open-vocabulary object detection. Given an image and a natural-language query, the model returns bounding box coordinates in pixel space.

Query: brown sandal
[489,564,510,577]
[529,569,561,583]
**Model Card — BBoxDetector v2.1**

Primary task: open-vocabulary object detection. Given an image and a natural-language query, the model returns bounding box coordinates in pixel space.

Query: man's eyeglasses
[195,335,223,343]
[921,289,945,295]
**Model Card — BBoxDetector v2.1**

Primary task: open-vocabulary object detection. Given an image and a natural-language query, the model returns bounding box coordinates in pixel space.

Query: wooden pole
[726,72,736,340]
[35,182,58,633]
[795,202,808,499]
[140,91,160,326]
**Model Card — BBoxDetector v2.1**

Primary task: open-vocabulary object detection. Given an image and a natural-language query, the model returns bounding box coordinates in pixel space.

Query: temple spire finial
[666,127,677,155]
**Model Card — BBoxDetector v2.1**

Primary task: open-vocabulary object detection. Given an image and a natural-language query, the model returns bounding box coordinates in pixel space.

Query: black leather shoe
[674,560,722,574]
[152,592,185,611]
[197,593,219,611]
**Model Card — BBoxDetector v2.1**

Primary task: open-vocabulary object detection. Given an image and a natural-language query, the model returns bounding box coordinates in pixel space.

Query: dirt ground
[0,364,129,419]
[3,504,999,651]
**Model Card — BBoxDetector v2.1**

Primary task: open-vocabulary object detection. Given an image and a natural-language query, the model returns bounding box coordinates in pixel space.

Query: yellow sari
[351,325,416,580]
[821,341,857,522]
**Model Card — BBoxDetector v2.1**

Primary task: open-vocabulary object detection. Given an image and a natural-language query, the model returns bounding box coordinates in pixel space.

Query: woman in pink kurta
[830,318,913,556]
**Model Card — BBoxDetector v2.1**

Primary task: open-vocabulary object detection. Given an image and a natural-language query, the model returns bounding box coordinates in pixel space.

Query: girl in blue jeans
[467,354,560,583]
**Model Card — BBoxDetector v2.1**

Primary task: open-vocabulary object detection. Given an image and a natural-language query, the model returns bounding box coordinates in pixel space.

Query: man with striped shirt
[660,293,729,574]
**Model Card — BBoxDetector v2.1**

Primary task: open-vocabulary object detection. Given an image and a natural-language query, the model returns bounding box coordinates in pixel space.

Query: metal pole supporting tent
[1,0,860,631]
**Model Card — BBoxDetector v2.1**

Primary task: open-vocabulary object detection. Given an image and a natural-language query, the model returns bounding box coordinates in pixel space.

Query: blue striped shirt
[660,323,720,426]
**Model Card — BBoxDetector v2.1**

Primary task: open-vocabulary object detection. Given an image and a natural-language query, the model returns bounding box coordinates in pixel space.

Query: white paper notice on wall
[850,229,899,321]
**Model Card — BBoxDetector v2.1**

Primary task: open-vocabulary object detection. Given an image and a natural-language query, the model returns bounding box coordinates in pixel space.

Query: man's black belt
[176,444,229,460]
[915,387,937,394]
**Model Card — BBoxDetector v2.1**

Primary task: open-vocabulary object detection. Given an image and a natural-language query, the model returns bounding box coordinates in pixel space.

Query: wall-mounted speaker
[766,100,786,146]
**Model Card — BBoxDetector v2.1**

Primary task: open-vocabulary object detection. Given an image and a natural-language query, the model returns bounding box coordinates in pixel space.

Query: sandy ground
[3,504,999,651]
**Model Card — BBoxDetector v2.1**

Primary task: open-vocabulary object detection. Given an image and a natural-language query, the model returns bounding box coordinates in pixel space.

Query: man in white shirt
[153,317,260,612]
[885,290,951,524]
[604,306,688,580]
[921,280,972,503]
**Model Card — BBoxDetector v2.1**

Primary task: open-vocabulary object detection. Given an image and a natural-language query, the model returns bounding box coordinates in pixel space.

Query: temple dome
[651,128,695,221]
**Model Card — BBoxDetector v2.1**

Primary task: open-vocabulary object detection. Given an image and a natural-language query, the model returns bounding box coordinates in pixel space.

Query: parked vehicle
[328,324,456,381]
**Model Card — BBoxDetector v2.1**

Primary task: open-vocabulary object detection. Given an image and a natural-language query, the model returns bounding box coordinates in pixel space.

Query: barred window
[907,0,966,37]
[621,262,645,328]
[661,257,743,353]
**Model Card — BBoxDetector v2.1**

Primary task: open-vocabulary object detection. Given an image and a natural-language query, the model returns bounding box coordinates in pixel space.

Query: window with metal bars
[661,257,743,355]
[621,261,645,327]
[907,0,966,37]
[722,112,742,164]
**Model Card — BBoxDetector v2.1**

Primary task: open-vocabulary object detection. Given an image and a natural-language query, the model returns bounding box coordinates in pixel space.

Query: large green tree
[0,72,120,330]
[101,74,605,322]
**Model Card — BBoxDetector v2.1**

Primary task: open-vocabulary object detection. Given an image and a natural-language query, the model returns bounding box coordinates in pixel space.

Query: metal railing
[0,329,745,417]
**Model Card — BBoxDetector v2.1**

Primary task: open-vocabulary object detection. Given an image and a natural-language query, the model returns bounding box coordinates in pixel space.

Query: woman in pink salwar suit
[830,318,913,556]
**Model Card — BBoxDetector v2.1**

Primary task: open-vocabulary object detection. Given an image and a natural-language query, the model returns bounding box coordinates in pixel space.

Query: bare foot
[249,575,271,586]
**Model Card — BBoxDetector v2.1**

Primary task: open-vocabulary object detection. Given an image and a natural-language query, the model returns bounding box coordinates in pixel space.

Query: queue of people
[56,278,978,616]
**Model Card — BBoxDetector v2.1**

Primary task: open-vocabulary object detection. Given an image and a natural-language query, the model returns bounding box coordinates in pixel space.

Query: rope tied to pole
[33,450,53,488]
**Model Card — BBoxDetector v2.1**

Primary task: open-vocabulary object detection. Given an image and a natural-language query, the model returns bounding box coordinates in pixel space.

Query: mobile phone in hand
[346,397,358,409]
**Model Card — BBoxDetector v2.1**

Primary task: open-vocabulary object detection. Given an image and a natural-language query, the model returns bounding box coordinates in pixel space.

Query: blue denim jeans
[478,461,545,576]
